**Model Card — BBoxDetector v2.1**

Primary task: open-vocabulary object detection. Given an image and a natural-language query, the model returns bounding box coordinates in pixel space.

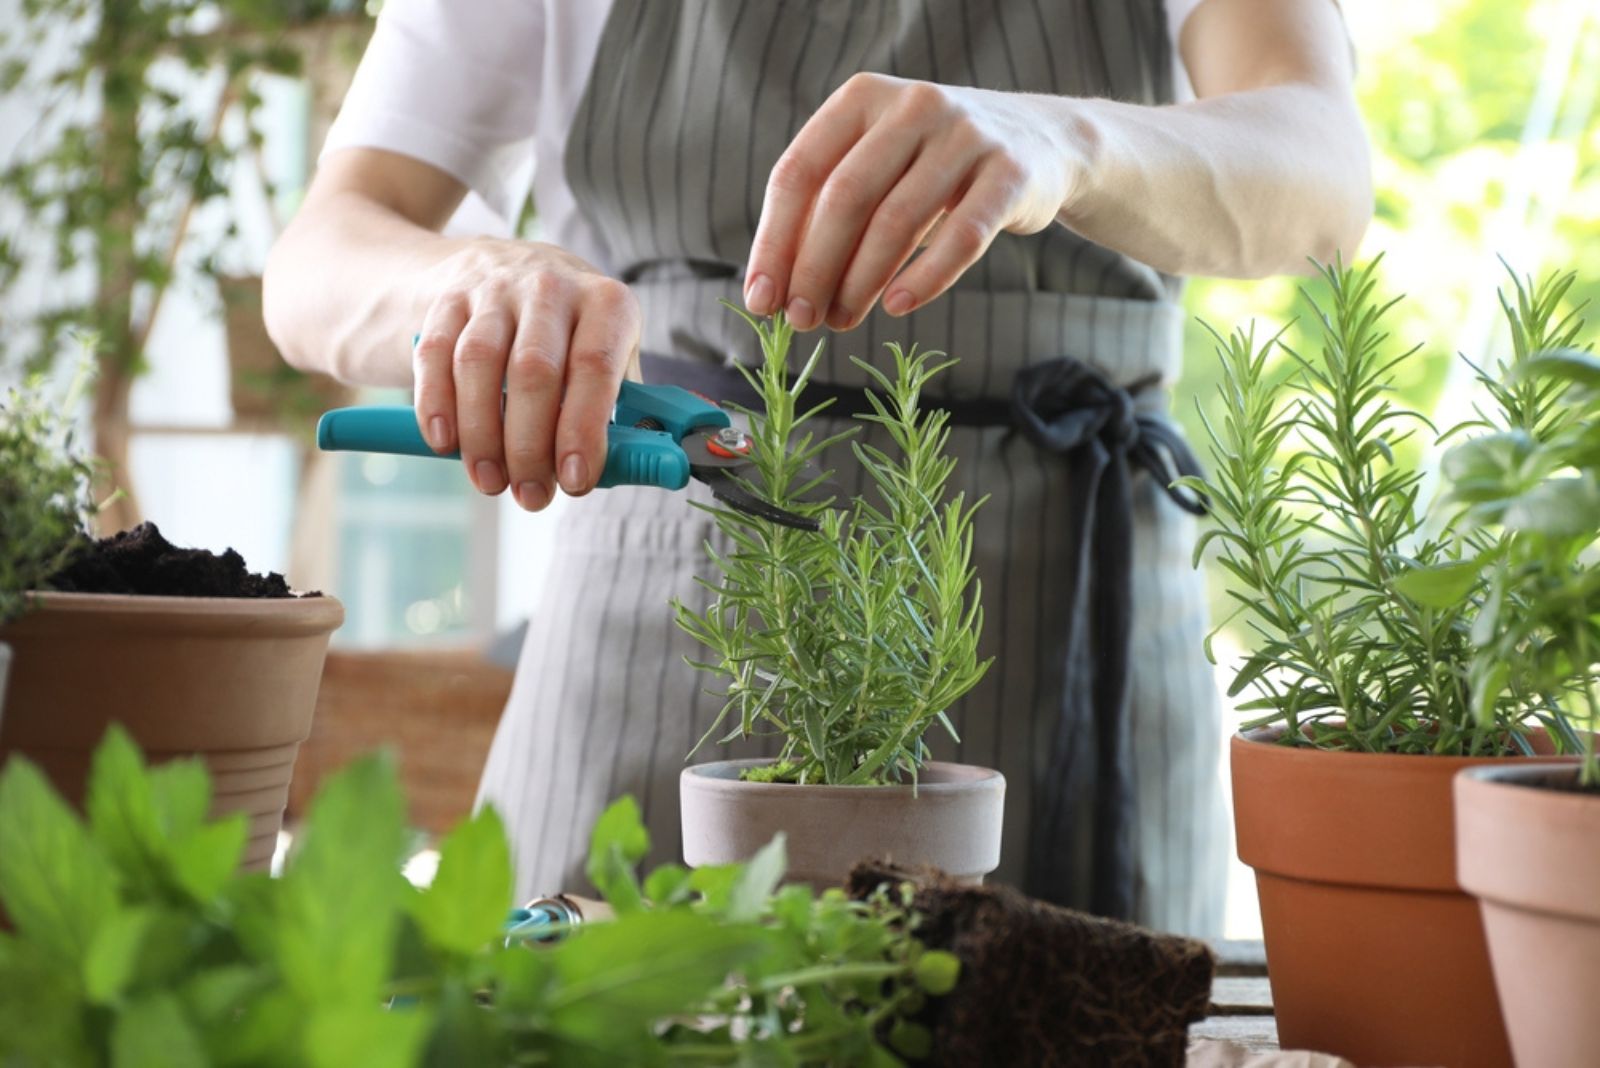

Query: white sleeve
[321,0,544,222]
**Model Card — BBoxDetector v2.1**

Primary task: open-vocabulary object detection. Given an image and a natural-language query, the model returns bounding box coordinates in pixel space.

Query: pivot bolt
[706,426,753,459]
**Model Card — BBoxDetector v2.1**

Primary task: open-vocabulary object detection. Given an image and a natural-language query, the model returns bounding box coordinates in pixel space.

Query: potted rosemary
[1445,342,1600,1066]
[0,367,343,871]
[675,312,1002,887]
[1183,261,1585,1068]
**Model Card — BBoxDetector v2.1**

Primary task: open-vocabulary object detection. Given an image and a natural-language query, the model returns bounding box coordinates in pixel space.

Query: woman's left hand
[743,73,1085,332]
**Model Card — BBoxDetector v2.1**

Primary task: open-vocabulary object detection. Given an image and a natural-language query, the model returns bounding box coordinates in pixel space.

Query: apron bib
[477,0,1227,935]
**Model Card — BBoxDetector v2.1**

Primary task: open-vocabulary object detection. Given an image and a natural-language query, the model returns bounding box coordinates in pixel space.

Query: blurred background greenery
[1176,0,1599,452]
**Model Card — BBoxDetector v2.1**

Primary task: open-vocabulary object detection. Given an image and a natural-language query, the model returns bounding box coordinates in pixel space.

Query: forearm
[1052,82,1371,279]
[264,191,473,386]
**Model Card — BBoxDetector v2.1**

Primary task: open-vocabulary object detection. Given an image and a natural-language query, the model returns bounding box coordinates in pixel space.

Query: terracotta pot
[1457,764,1600,1068]
[0,592,343,870]
[1231,729,1572,1068]
[681,759,1004,886]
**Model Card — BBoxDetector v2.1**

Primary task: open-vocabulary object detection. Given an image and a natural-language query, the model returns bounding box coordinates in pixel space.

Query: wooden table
[1194,940,1278,1052]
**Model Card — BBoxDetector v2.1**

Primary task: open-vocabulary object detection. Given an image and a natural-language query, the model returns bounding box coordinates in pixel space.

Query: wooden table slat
[1191,1015,1281,1054]
[1208,976,1274,1016]
[1209,939,1269,977]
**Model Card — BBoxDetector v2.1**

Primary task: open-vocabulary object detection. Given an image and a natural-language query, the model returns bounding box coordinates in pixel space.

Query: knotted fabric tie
[1011,357,1207,918]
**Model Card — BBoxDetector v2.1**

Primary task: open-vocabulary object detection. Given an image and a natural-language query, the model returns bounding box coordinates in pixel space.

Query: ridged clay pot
[681,759,1005,886]
[0,592,343,870]
[1231,728,1572,1068]
[1456,763,1600,1068]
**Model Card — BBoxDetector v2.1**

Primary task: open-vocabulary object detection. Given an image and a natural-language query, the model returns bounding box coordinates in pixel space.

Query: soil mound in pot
[848,861,1213,1067]
[47,522,312,598]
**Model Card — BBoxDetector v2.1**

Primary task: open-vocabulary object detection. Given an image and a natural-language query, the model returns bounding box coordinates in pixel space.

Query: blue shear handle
[317,406,444,458]
[598,424,691,489]
[316,406,692,490]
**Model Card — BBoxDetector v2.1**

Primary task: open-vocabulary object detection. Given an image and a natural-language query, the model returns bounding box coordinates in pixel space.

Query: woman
[265,0,1369,935]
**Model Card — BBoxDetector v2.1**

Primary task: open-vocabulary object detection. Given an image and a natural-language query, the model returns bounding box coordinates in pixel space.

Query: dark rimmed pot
[1457,763,1600,1068]
[680,758,1005,886]
[0,591,344,870]
[1231,728,1574,1068]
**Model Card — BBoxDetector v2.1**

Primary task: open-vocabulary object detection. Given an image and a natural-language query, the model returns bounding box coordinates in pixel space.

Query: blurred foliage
[1177,0,1600,440]
[0,0,371,375]
[1175,0,1600,656]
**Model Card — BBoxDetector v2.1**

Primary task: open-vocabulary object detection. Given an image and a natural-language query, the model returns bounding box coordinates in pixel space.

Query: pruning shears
[315,379,822,531]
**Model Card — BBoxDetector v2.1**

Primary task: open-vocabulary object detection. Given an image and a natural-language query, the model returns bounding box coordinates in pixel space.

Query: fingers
[452,306,516,495]
[554,278,638,497]
[501,282,574,512]
[827,148,971,331]
[783,118,922,332]
[413,296,469,454]
[744,73,884,320]
[880,164,1014,317]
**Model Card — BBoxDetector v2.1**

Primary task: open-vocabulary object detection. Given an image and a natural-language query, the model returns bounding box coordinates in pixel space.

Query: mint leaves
[0,729,959,1065]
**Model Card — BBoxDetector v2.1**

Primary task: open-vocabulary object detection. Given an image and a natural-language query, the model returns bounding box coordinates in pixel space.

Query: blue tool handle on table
[316,405,693,490]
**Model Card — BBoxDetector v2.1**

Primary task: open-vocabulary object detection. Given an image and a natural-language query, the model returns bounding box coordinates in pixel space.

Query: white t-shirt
[324,0,1209,268]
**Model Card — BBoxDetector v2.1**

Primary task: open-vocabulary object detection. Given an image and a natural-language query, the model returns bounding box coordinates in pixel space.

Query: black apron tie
[1009,357,1207,919]
[639,352,1208,919]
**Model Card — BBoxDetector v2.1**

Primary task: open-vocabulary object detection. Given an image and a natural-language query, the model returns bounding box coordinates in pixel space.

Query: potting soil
[48,522,310,598]
[848,861,1214,1067]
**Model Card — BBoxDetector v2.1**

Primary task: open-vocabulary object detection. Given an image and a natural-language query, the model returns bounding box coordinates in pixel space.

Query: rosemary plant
[674,311,991,786]
[1182,260,1594,757]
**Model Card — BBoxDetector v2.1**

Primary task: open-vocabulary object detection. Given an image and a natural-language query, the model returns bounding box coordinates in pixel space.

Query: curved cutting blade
[681,428,824,531]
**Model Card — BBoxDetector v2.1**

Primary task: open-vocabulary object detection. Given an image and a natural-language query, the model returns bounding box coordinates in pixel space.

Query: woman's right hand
[412,238,641,512]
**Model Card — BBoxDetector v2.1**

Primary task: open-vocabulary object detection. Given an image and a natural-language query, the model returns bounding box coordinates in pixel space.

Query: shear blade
[696,469,820,531]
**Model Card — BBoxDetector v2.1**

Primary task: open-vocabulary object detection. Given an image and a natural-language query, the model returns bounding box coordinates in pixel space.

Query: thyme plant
[0,364,99,625]
[675,311,991,786]
[1182,260,1593,757]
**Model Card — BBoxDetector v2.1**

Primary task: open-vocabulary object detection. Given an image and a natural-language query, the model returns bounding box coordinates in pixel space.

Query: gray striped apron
[476,0,1227,935]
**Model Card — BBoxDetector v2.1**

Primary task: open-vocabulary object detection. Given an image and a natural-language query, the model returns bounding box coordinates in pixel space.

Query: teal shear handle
[315,380,730,491]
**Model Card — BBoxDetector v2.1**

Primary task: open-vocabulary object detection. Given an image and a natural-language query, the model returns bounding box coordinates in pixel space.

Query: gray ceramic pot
[680,758,1005,887]
[0,640,10,727]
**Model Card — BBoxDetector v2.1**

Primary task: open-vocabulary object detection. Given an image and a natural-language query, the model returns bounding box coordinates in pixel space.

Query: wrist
[1043,96,1105,228]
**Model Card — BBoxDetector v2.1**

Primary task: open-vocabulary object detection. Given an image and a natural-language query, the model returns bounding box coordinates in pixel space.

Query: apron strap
[640,352,1208,918]
[1009,357,1207,918]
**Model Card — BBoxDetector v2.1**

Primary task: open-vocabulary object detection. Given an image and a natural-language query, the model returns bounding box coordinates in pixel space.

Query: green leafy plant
[0,0,372,526]
[674,311,991,786]
[0,362,100,625]
[1427,274,1600,786]
[0,727,960,1066]
[1182,259,1593,758]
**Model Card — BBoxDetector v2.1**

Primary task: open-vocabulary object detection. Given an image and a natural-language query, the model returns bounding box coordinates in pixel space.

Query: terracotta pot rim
[682,758,1003,798]
[1457,762,1598,790]
[4,591,344,637]
[1456,763,1600,924]
[1234,725,1568,766]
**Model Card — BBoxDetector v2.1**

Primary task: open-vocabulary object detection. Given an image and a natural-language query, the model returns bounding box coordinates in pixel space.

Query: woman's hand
[412,239,641,510]
[743,73,1086,332]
